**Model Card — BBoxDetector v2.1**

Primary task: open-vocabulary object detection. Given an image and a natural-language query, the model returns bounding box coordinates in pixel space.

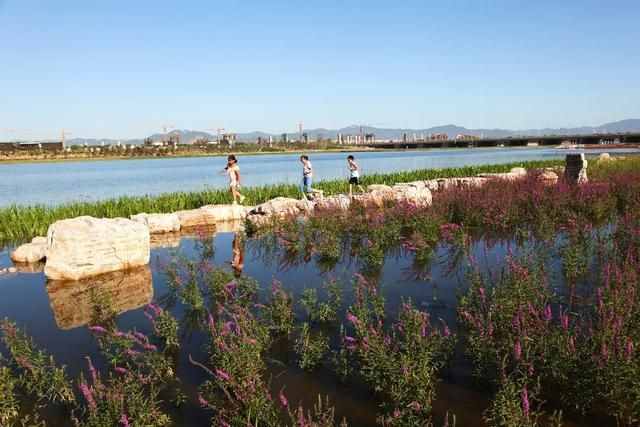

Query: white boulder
[131,212,181,234]
[315,194,351,211]
[176,205,249,228]
[392,184,433,207]
[250,197,313,217]
[10,236,48,263]
[44,216,150,281]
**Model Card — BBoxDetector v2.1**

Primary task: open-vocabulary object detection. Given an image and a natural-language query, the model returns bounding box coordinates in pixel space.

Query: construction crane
[61,129,72,148]
[206,127,225,144]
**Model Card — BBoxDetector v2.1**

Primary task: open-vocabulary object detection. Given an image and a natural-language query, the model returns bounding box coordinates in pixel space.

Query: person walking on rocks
[347,155,365,197]
[225,154,245,205]
[300,155,313,199]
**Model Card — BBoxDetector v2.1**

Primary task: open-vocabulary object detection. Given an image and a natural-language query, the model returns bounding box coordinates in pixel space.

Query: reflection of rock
[131,212,181,234]
[12,262,45,273]
[10,236,47,263]
[44,216,150,281]
[46,265,153,330]
[150,232,182,249]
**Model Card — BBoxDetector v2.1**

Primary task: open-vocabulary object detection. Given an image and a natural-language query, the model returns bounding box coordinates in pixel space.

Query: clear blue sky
[1,0,639,140]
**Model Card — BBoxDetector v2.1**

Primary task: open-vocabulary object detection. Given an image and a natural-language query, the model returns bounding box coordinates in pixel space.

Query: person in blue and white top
[347,155,365,197]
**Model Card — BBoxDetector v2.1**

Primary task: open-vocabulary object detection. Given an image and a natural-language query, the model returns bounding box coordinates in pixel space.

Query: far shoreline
[0,144,571,166]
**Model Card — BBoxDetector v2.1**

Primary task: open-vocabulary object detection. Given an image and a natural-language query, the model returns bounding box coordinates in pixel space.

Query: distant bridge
[363,132,640,149]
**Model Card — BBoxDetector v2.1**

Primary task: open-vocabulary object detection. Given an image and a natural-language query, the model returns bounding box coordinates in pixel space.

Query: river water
[1,147,636,207]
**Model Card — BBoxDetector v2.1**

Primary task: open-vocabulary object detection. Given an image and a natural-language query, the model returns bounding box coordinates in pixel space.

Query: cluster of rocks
[10,204,251,281]
[10,157,598,282]
[245,166,560,227]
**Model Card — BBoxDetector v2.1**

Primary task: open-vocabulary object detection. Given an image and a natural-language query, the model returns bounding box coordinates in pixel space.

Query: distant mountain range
[67,119,640,146]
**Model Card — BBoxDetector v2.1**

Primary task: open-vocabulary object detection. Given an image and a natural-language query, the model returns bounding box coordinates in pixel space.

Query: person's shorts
[349,177,359,185]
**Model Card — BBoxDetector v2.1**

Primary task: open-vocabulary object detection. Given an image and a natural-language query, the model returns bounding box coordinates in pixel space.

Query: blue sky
[1,0,639,140]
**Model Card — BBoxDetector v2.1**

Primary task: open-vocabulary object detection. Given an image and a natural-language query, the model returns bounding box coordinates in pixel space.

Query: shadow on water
[0,223,615,426]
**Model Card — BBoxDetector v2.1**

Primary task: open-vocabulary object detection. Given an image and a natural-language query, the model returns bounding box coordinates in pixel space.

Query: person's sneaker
[239,195,246,204]
[232,201,238,205]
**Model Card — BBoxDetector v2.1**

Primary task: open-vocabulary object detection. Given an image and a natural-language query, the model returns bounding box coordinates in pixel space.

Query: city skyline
[2,0,640,140]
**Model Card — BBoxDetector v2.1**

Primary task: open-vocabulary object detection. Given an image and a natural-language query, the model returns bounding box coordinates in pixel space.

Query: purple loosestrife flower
[148,303,162,316]
[514,340,522,361]
[543,305,552,322]
[114,367,128,375]
[560,310,569,331]
[79,382,97,411]
[208,313,216,332]
[626,338,634,361]
[279,389,289,408]
[215,369,231,382]
[85,356,98,385]
[120,414,130,427]
[89,325,107,334]
[521,386,530,418]
[198,394,209,407]
[346,312,360,327]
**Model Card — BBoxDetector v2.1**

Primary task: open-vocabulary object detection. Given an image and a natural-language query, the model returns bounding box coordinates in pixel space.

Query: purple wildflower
[626,338,634,361]
[279,389,289,408]
[215,369,231,382]
[79,382,97,411]
[114,367,128,375]
[514,340,522,361]
[543,305,552,322]
[198,394,209,407]
[88,325,107,334]
[521,386,530,418]
[85,356,98,385]
[120,414,130,427]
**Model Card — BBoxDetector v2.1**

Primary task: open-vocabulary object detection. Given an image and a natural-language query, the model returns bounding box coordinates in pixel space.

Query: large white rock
[538,170,559,185]
[10,236,48,263]
[437,177,487,190]
[315,194,351,211]
[510,167,528,176]
[391,184,433,207]
[131,212,181,234]
[44,216,150,281]
[250,197,313,217]
[200,204,251,222]
[366,184,393,193]
[177,205,250,228]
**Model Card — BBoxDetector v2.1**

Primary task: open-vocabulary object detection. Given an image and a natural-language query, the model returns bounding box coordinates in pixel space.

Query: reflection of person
[231,233,244,277]
[347,155,365,197]
[225,155,245,205]
[300,155,313,198]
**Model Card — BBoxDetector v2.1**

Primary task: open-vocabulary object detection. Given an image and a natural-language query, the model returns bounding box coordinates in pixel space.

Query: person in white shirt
[225,154,245,205]
[347,155,365,197]
[300,155,313,198]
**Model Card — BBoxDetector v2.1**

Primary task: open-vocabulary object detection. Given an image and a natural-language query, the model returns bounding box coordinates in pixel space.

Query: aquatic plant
[0,318,75,405]
[294,322,329,371]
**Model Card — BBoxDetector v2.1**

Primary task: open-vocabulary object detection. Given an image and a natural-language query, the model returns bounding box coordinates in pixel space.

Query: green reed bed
[0,160,563,245]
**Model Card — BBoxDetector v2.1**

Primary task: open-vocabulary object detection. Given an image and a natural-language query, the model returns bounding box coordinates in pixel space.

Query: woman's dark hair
[225,154,237,170]
[300,155,309,160]
[347,155,354,160]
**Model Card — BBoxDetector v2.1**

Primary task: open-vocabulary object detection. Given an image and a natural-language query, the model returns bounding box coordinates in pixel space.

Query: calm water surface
[0,228,609,426]
[1,147,636,207]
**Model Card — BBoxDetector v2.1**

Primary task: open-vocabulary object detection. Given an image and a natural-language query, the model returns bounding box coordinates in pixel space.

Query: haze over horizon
[2,0,639,140]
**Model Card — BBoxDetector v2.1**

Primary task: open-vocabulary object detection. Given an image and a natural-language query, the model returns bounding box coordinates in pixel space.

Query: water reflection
[46,265,153,330]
